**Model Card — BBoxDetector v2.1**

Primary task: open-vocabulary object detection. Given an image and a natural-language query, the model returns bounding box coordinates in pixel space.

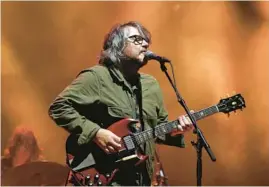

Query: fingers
[114,136,122,145]
[182,116,190,126]
[94,129,123,154]
[99,140,107,148]
[177,124,184,131]
[111,136,122,148]
[106,135,122,154]
[108,140,121,149]
[177,111,195,132]
[104,142,120,154]
[178,117,185,131]
[104,148,110,153]
[107,145,116,152]
[104,144,117,154]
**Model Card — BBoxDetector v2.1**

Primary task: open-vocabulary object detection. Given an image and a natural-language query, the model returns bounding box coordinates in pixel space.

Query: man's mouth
[140,50,147,54]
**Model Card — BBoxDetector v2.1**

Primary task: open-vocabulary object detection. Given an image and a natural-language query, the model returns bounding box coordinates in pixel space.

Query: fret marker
[200,112,204,116]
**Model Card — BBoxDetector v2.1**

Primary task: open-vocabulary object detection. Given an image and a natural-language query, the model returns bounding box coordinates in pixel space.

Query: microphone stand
[158,60,216,186]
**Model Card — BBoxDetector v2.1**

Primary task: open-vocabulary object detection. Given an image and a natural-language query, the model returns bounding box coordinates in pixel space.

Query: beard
[120,53,148,68]
[124,58,147,69]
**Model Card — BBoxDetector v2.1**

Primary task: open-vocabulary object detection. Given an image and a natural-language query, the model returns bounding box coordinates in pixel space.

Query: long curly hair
[3,126,43,162]
[99,21,151,67]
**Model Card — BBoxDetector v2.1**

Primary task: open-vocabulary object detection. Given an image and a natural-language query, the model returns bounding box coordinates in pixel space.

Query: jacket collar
[108,65,140,94]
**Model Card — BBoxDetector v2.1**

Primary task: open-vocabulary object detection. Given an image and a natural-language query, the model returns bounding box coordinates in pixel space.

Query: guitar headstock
[217,93,246,115]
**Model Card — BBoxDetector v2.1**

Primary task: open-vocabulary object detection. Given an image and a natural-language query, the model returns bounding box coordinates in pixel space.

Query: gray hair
[99,21,151,67]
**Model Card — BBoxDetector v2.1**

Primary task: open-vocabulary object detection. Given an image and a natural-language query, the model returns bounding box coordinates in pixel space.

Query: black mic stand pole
[158,60,216,187]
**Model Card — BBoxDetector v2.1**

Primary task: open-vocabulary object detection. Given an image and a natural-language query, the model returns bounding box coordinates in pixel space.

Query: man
[48,21,193,186]
[1,126,44,174]
[1,126,71,186]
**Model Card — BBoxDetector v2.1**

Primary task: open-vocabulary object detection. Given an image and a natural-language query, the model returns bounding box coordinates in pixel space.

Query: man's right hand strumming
[94,129,122,154]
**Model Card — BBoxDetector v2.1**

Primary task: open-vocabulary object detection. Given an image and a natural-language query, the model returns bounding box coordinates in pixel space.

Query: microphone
[145,50,171,63]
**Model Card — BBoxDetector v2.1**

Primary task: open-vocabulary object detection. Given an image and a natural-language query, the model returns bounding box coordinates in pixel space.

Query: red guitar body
[65,118,148,186]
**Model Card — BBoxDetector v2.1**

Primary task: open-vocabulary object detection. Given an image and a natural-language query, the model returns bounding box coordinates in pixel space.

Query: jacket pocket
[108,106,130,118]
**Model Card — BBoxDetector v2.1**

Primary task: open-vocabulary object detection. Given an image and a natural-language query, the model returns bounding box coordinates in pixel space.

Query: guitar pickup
[122,135,136,150]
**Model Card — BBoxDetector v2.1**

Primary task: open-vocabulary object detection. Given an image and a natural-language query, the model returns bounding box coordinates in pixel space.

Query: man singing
[48,21,193,186]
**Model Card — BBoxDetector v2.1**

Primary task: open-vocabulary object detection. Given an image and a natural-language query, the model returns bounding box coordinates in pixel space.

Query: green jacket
[48,65,185,180]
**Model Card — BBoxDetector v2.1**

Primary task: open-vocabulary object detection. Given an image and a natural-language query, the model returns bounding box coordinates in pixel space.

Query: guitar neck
[134,105,219,145]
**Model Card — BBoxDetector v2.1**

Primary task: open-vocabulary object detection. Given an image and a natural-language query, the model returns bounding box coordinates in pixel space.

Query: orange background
[2,1,269,185]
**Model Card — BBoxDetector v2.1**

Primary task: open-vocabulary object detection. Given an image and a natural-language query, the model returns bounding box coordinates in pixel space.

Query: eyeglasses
[127,35,146,45]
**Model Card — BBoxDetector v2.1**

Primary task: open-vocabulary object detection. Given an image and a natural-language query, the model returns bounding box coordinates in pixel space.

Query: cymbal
[1,161,70,186]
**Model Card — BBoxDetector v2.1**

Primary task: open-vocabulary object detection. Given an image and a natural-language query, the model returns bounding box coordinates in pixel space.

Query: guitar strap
[132,76,151,185]
[133,77,146,152]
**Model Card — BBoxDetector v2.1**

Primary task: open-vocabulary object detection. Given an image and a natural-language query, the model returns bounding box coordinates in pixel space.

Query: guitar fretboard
[134,105,219,145]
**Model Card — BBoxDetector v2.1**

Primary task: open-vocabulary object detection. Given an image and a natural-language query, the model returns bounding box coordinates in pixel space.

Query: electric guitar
[65,94,246,186]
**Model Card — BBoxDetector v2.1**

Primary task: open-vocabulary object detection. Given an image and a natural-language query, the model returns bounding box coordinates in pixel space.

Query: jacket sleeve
[48,70,101,145]
[155,81,185,148]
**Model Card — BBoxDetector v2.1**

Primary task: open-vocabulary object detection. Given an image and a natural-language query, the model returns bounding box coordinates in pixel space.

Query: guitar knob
[88,182,93,186]
[105,173,111,178]
[97,181,103,186]
[94,174,100,181]
[85,175,91,185]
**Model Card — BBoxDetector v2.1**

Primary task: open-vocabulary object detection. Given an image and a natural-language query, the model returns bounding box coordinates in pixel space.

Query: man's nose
[142,40,149,49]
